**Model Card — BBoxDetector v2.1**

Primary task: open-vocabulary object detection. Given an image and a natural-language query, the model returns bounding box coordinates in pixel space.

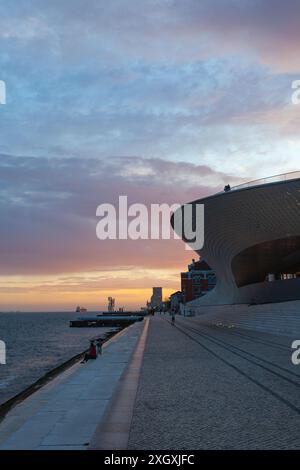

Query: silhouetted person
[224,184,231,192]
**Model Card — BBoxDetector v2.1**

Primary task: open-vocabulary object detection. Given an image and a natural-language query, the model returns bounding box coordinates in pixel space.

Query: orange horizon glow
[0,268,182,312]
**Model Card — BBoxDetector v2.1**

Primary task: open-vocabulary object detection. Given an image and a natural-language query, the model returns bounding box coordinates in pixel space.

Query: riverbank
[0,312,116,405]
[0,326,121,423]
[0,319,146,449]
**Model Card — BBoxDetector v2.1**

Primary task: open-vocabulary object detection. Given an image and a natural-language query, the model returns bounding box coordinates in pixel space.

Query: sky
[1,0,300,311]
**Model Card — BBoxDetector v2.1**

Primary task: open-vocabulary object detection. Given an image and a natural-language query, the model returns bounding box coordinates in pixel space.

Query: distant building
[108,297,115,312]
[150,287,163,308]
[181,258,216,303]
[170,291,183,312]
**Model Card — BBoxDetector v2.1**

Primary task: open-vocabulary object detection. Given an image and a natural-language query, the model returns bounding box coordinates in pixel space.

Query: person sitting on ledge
[82,340,97,362]
[224,184,231,192]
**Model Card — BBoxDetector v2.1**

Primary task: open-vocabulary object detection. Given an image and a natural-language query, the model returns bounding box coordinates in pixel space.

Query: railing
[229,170,300,192]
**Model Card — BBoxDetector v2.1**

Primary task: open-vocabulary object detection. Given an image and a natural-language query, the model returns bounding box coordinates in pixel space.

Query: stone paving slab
[0,321,144,450]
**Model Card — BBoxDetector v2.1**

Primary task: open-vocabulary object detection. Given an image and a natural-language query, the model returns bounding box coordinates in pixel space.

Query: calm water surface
[0,312,115,405]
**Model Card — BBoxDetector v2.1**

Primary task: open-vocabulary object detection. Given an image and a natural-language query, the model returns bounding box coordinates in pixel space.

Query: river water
[0,311,115,405]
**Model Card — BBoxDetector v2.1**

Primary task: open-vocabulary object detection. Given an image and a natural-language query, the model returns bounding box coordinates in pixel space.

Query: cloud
[0,154,241,275]
[1,1,300,308]
[0,15,52,40]
[2,0,300,70]
[166,0,300,72]
[1,1,300,179]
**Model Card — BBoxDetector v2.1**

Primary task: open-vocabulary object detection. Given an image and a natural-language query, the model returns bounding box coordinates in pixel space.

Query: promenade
[128,316,300,449]
[0,315,299,450]
[0,321,145,449]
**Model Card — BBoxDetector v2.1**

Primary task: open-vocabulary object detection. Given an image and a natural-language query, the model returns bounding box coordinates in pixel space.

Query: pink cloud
[0,154,242,275]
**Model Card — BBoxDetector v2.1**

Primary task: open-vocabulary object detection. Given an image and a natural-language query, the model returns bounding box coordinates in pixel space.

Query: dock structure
[69,314,144,328]
[0,314,300,450]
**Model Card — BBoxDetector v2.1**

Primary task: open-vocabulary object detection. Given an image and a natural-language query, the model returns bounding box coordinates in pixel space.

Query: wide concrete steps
[186,300,300,336]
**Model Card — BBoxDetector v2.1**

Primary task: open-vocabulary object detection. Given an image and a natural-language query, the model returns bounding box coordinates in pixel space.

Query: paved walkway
[0,321,144,450]
[128,316,300,449]
[1,315,299,450]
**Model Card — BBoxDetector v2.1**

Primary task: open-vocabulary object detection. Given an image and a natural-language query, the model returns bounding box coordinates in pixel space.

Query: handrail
[229,170,300,191]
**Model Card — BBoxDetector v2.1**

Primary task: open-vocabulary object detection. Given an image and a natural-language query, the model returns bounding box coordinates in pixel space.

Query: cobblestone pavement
[128,315,300,449]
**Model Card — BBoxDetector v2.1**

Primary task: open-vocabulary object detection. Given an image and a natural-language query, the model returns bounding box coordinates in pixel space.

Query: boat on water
[75,306,87,313]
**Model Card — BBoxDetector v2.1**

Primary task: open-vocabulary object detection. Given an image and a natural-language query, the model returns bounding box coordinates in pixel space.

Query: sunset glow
[1,1,300,311]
